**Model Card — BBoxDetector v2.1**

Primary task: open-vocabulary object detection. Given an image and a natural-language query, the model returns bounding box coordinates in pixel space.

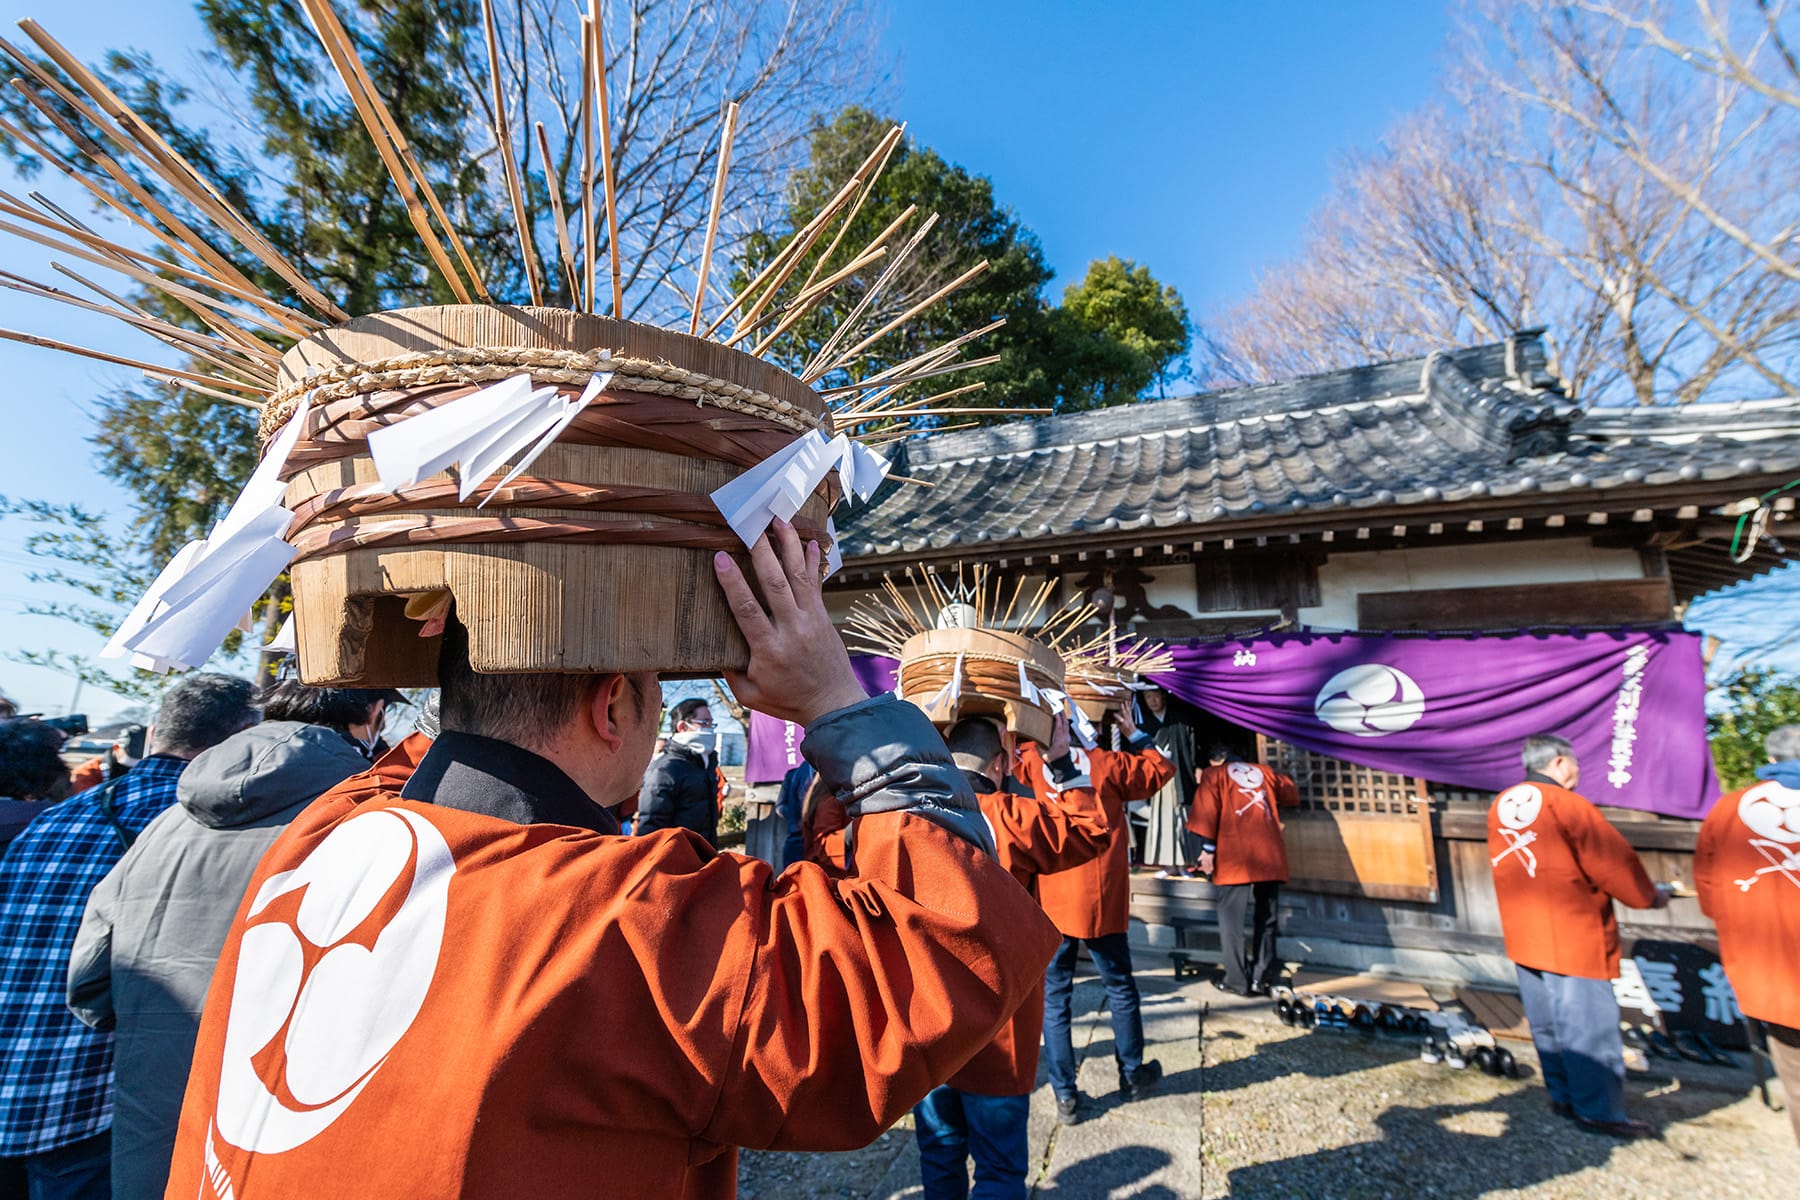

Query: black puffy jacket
[636,741,718,846]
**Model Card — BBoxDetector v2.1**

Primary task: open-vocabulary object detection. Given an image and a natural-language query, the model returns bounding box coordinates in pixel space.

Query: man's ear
[587,674,629,754]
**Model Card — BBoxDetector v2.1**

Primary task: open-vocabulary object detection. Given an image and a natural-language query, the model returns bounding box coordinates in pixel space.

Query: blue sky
[0,0,1788,720]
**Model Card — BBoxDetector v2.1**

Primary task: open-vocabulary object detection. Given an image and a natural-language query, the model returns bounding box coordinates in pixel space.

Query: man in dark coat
[637,698,721,846]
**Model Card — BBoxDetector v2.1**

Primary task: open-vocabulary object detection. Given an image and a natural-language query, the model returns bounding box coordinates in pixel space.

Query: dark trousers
[1767,1022,1800,1147]
[1515,964,1629,1123]
[1215,881,1281,992]
[913,1086,1029,1200]
[1041,933,1145,1100]
[0,1130,110,1200]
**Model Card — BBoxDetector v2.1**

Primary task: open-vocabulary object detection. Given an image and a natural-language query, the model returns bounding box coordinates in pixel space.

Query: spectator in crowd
[66,708,369,1200]
[1036,703,1174,1123]
[1188,746,1299,996]
[636,697,720,845]
[68,726,147,795]
[0,690,18,720]
[1694,723,1800,1147]
[0,719,72,854]
[257,681,407,762]
[776,758,816,870]
[0,673,258,1200]
[1139,686,1198,869]
[913,712,1107,1200]
[1487,733,1668,1139]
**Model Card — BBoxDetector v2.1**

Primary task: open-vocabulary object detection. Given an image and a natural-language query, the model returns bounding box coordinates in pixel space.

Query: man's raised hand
[714,519,867,727]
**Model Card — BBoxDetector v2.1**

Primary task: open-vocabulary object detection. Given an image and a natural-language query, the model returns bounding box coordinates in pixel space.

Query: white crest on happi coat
[1497,784,1543,831]
[1739,780,1800,846]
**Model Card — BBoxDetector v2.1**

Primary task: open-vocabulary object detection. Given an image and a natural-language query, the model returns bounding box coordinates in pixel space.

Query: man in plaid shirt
[0,674,257,1199]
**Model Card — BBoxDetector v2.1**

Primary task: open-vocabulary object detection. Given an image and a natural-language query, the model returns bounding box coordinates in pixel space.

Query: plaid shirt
[0,754,186,1156]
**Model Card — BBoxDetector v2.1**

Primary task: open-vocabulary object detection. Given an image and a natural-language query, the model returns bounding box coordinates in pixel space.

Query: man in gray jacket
[66,720,368,1200]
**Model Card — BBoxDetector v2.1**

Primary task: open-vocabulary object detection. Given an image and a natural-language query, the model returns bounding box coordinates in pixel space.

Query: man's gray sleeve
[802,694,996,858]
[67,859,121,1030]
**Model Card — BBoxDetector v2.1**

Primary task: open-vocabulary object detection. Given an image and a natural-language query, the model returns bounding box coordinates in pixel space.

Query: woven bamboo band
[279,378,837,566]
[288,509,830,565]
[898,652,1064,709]
[282,381,813,480]
[261,344,826,445]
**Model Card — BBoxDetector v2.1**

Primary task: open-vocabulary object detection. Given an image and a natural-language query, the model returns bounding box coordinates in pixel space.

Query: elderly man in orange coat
[1035,702,1174,1124]
[1187,747,1299,997]
[162,524,1062,1200]
[1695,723,1800,1147]
[1488,733,1668,1139]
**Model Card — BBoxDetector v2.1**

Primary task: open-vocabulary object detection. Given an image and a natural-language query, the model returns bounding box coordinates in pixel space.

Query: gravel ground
[1199,986,1799,1199]
[735,961,1795,1199]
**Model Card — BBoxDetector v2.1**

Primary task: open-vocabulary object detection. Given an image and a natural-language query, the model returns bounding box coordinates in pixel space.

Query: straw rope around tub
[260,344,827,445]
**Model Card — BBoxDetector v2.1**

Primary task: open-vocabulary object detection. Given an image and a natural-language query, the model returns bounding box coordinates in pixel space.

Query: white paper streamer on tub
[1017,660,1043,706]
[365,372,609,502]
[710,429,836,546]
[265,614,297,655]
[924,650,965,714]
[711,430,893,552]
[103,395,314,672]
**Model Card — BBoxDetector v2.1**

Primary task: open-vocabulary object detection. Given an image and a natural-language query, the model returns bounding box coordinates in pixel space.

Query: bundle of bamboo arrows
[847,563,1106,746]
[1060,634,1175,719]
[0,2,1043,684]
[0,2,1019,437]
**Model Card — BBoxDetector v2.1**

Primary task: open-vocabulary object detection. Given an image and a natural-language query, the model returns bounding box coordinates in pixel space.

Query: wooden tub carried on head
[897,627,1065,747]
[273,304,833,686]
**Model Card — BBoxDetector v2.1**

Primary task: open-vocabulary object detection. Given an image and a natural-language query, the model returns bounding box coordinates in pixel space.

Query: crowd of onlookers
[0,677,406,1199]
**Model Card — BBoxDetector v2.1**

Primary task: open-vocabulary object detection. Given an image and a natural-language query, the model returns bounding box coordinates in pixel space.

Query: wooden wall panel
[1357,577,1675,631]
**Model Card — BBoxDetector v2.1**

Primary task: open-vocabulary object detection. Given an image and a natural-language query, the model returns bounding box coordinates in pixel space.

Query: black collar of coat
[400,730,620,836]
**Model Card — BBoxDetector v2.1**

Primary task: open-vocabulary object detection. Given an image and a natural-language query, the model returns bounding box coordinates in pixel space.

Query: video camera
[38,713,89,737]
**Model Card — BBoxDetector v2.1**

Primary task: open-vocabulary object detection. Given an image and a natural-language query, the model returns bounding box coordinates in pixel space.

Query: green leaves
[1707,668,1800,790]
[730,107,1190,420]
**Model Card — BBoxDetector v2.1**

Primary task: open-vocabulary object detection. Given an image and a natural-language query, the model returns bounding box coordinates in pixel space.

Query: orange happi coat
[1035,740,1174,939]
[944,747,1108,1096]
[165,747,1059,1200]
[1185,761,1299,886]
[1694,778,1800,1028]
[1486,778,1659,980]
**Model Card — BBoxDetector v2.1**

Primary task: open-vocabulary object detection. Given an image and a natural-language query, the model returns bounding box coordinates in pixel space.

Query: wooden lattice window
[1258,735,1439,903]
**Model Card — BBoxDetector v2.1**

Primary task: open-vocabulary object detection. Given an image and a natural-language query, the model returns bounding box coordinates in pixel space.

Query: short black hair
[1207,744,1234,764]
[437,614,646,747]
[946,717,1004,763]
[0,718,69,800]
[670,698,709,728]
[154,673,260,756]
[260,681,386,730]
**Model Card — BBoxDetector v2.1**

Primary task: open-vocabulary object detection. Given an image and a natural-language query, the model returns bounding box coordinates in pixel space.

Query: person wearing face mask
[257,681,408,762]
[637,698,721,846]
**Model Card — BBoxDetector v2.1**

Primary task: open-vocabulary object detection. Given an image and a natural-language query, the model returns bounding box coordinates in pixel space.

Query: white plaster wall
[1300,538,1646,630]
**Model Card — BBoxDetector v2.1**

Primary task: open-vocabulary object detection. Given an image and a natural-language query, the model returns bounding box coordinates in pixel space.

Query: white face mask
[672,729,717,756]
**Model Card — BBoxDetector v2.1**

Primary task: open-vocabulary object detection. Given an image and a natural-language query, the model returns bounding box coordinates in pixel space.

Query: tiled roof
[837,332,1800,560]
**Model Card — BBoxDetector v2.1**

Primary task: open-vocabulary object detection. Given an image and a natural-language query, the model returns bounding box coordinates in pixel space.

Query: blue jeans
[1515,964,1629,1122]
[0,1130,110,1200]
[913,1086,1029,1200]
[1041,932,1146,1100]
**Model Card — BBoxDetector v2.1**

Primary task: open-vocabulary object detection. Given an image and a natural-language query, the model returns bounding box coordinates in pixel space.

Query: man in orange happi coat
[1695,724,1800,1147]
[1488,733,1668,1139]
[163,524,1062,1200]
[1187,746,1299,997]
[906,712,1109,1200]
[1035,702,1174,1123]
